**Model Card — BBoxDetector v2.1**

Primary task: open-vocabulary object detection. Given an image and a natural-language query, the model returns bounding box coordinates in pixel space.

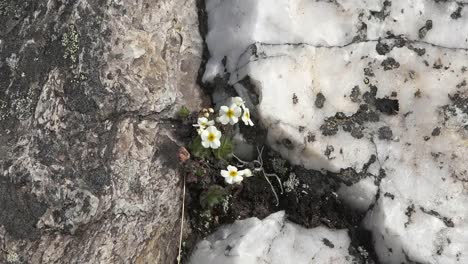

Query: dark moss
[456,80,466,89]
[350,86,361,103]
[450,5,462,19]
[352,19,368,42]
[320,117,340,136]
[324,145,335,160]
[375,42,391,55]
[420,207,454,227]
[375,98,399,115]
[381,57,400,71]
[433,59,443,69]
[353,104,380,123]
[449,92,468,114]
[378,126,393,140]
[351,126,364,139]
[282,165,364,229]
[307,132,316,142]
[322,238,335,248]
[431,127,441,137]
[292,93,299,104]
[370,0,392,21]
[320,103,379,138]
[363,85,378,104]
[364,67,375,77]
[315,92,326,108]
[407,45,426,56]
[383,192,395,200]
[404,204,415,228]
[414,89,422,98]
[418,20,433,39]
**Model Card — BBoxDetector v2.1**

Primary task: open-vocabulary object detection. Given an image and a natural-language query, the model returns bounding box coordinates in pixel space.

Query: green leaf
[214,136,234,160]
[177,105,191,119]
[195,167,205,177]
[190,136,211,159]
[200,185,228,209]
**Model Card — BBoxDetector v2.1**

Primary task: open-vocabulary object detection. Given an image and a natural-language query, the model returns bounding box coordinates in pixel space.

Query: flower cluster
[218,97,254,126]
[192,97,255,184]
[193,97,254,150]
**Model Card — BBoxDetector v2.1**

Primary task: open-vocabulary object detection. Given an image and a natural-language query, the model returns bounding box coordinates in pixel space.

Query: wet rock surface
[0,0,203,263]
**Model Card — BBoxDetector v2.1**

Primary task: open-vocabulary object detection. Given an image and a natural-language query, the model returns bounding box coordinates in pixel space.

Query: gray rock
[0,0,203,263]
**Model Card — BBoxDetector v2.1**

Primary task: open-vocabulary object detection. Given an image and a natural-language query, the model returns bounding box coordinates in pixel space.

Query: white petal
[232,105,242,117]
[241,169,253,177]
[218,115,230,125]
[221,170,229,178]
[200,130,209,140]
[225,177,234,184]
[212,126,220,134]
[207,120,215,126]
[227,165,237,172]
[232,97,244,106]
[219,106,229,114]
[206,126,214,133]
[242,116,249,125]
[233,175,243,183]
[211,139,221,149]
[198,117,208,126]
[215,130,222,138]
[248,119,254,126]
[229,116,239,125]
[201,140,210,148]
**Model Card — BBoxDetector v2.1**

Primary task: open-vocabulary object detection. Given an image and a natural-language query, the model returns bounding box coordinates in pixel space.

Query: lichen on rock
[0,0,204,263]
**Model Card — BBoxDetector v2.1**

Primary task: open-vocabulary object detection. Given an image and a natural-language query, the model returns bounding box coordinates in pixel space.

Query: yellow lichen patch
[62,25,80,64]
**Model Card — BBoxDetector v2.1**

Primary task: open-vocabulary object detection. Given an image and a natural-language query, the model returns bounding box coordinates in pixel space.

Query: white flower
[221,165,244,184]
[241,108,254,126]
[194,117,214,130]
[240,168,253,177]
[201,126,222,149]
[232,96,245,107]
[218,104,242,125]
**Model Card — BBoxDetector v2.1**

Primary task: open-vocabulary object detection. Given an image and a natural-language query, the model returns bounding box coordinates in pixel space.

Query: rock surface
[189,211,355,264]
[200,0,468,263]
[0,0,203,263]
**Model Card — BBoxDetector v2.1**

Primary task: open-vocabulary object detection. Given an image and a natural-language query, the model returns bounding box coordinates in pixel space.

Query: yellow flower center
[207,133,216,142]
[226,109,234,118]
[245,112,250,119]
[229,171,238,177]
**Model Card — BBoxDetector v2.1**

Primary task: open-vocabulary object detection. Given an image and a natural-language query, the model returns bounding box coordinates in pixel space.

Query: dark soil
[180,137,379,263]
[175,109,379,263]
